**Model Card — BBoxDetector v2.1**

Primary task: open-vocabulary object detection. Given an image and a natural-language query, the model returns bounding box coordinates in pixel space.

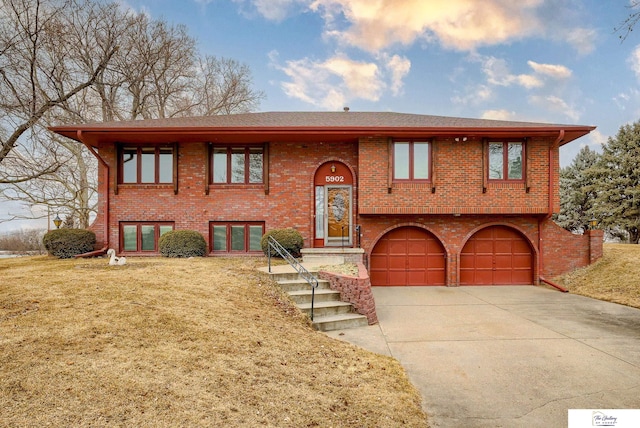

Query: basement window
[121,222,174,253]
[210,222,264,253]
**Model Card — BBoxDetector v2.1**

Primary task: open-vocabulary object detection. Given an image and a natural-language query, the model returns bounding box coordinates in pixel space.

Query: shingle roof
[49,111,595,145]
[53,111,587,129]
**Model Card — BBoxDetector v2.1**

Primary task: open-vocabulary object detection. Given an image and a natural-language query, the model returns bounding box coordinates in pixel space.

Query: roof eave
[49,125,596,146]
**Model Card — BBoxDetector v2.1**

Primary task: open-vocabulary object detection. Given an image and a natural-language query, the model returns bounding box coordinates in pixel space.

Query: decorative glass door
[313,161,354,247]
[325,185,352,246]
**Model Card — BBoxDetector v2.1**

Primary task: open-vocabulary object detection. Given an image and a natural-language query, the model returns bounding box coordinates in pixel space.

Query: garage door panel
[407,255,426,269]
[495,254,514,267]
[494,241,513,253]
[388,270,407,285]
[459,254,475,268]
[512,255,533,268]
[369,270,387,285]
[475,240,494,253]
[512,240,531,253]
[475,255,493,267]
[474,269,495,285]
[371,227,445,286]
[389,240,407,253]
[511,271,533,284]
[427,254,446,269]
[493,270,514,285]
[460,226,533,285]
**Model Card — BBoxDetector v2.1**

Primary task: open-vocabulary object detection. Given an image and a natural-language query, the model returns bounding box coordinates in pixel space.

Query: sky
[2,0,640,232]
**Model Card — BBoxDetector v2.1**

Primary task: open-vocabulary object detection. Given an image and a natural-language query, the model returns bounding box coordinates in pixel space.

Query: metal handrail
[267,235,318,320]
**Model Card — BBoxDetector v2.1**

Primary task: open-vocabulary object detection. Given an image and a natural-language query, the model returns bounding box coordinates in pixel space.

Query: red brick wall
[539,219,603,278]
[358,136,553,214]
[94,140,358,251]
[88,134,601,282]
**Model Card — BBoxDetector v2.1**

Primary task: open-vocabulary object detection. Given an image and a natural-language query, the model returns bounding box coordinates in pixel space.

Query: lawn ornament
[107,249,127,266]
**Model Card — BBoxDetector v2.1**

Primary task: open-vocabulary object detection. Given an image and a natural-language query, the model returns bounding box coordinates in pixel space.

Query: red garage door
[370,227,445,286]
[460,226,533,285]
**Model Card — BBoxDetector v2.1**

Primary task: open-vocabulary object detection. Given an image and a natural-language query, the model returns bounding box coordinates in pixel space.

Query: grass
[0,255,427,427]
[555,243,640,309]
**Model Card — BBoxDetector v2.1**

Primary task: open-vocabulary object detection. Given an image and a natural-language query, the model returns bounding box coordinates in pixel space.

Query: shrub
[43,229,96,259]
[261,228,304,258]
[158,230,207,258]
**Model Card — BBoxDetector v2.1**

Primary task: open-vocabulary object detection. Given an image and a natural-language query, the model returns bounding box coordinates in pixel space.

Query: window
[212,146,263,184]
[210,222,264,253]
[120,146,174,184]
[121,222,174,252]
[488,141,524,180]
[393,140,430,180]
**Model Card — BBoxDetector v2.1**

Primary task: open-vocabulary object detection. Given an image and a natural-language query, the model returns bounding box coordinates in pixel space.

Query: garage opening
[370,226,446,286]
[460,225,533,285]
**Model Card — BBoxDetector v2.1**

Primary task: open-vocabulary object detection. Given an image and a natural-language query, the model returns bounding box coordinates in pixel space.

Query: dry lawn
[0,256,427,427]
[555,243,640,309]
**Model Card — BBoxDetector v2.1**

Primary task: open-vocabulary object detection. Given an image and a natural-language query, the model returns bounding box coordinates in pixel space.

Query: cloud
[585,129,607,147]
[477,55,543,89]
[628,45,640,79]
[562,27,597,56]
[481,109,518,121]
[382,54,411,96]
[307,0,549,52]
[451,84,493,106]
[242,0,594,55]
[527,61,572,79]
[529,95,580,122]
[247,0,308,21]
[473,55,572,92]
[270,51,389,109]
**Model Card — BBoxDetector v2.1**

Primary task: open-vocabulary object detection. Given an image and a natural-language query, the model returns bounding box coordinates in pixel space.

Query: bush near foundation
[158,230,207,257]
[43,229,96,259]
[261,228,304,258]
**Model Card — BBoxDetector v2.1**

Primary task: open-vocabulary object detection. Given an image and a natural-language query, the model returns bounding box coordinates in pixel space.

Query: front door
[314,162,353,247]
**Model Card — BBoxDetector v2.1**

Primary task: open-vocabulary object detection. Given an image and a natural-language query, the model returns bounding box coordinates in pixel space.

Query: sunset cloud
[309,0,546,52]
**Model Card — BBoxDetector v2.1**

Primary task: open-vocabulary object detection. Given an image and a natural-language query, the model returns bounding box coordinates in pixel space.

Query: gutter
[547,129,564,218]
[74,130,109,258]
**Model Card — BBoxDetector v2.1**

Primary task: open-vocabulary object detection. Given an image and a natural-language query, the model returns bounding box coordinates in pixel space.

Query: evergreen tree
[555,146,600,233]
[586,121,640,243]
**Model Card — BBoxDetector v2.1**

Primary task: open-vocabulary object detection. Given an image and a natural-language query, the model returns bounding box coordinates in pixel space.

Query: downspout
[538,130,564,288]
[547,130,564,218]
[75,130,109,257]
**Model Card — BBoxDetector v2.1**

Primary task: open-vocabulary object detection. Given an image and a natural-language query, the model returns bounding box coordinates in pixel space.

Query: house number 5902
[326,176,345,183]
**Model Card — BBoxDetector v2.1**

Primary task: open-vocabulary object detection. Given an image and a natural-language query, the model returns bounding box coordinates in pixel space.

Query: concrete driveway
[325,286,640,427]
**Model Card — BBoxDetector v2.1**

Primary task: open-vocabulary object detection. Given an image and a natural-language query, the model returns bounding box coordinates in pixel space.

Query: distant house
[50,111,603,286]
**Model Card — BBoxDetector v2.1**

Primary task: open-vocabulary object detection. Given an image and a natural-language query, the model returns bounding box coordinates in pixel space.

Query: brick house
[51,111,602,286]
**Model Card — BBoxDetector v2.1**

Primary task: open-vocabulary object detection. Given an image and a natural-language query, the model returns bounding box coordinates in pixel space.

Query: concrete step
[288,288,342,305]
[297,300,353,317]
[260,264,369,331]
[312,313,369,332]
[277,278,331,293]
